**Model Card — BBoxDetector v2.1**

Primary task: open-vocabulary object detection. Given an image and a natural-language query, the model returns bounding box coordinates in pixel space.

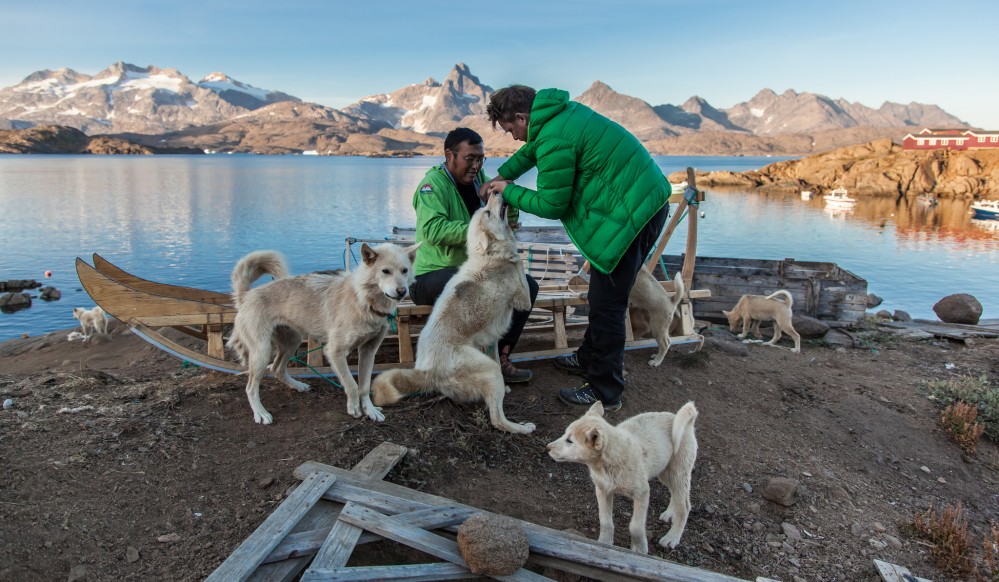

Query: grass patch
[939,402,986,454]
[927,375,999,442]
[911,503,976,578]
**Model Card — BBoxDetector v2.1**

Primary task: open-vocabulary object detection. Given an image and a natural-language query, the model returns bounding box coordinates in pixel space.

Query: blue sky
[3,0,997,128]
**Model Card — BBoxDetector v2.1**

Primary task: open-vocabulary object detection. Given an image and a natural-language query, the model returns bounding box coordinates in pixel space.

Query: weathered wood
[873,559,932,582]
[294,461,750,582]
[250,442,408,582]
[92,253,232,304]
[336,503,553,582]
[302,562,476,581]
[206,471,337,582]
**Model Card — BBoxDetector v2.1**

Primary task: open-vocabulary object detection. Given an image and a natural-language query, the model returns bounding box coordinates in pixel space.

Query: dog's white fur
[628,267,686,367]
[547,401,698,553]
[227,242,420,425]
[371,193,535,434]
[72,306,108,340]
[722,290,801,353]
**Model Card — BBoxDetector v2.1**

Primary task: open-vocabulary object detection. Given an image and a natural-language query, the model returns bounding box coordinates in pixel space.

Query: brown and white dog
[628,266,686,367]
[547,401,699,553]
[723,290,801,353]
[72,306,108,339]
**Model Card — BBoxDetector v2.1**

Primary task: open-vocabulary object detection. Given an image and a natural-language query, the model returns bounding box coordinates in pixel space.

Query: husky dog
[73,306,108,339]
[547,401,699,553]
[723,290,801,353]
[372,193,535,434]
[628,266,686,367]
[227,242,420,425]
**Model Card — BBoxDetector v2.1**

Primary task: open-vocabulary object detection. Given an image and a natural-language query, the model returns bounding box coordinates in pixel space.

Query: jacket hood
[529,88,569,141]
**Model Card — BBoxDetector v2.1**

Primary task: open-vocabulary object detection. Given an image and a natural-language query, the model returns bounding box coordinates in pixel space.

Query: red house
[902,127,999,150]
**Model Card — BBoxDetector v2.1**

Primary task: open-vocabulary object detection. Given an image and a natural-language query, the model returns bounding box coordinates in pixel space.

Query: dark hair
[487,85,536,129]
[443,127,483,152]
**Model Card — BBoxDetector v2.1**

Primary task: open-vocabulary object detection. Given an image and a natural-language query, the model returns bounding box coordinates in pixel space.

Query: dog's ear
[360,243,379,266]
[405,241,422,263]
[73,307,83,317]
[722,310,730,317]
[586,401,605,417]
[584,426,604,451]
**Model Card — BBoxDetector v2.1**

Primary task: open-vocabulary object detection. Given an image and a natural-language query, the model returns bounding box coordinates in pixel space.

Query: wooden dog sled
[75,169,710,375]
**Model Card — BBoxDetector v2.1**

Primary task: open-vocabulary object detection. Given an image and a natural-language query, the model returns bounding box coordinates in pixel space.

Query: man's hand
[479,176,511,201]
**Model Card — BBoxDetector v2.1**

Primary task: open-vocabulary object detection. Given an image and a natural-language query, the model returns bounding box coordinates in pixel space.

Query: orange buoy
[44,270,53,278]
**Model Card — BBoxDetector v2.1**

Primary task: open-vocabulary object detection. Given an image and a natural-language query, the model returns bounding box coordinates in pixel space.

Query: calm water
[1,154,997,342]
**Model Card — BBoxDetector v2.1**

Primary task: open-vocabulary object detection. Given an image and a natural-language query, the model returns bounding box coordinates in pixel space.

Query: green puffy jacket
[411,164,519,276]
[497,88,670,274]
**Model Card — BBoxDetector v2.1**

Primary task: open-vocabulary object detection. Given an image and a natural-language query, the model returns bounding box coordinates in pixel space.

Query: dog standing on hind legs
[547,401,698,553]
[723,290,801,353]
[227,242,420,425]
[628,266,686,367]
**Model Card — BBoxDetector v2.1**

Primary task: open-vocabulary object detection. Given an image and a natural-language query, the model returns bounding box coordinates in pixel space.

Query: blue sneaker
[553,352,586,376]
[558,383,622,412]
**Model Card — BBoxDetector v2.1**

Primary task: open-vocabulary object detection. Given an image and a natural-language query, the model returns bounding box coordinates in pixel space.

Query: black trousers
[577,204,669,403]
[409,268,540,354]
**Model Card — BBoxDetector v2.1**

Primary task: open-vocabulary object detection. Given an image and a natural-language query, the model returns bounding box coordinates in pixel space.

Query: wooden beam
[302,562,476,581]
[206,471,337,582]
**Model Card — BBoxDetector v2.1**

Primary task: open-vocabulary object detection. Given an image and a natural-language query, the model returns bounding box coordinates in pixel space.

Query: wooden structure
[76,168,712,373]
[206,441,757,581]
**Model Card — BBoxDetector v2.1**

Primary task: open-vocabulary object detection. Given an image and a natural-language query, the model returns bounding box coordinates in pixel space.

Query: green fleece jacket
[497,88,670,274]
[411,164,519,276]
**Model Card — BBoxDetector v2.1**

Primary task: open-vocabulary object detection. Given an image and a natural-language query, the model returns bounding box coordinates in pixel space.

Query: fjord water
[1,154,997,342]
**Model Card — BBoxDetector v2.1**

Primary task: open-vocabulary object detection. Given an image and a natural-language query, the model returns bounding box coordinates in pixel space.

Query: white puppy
[72,306,108,339]
[547,401,698,553]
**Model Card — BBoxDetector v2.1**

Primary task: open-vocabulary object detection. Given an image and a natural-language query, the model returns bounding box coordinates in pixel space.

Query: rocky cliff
[0,125,200,155]
[675,139,999,198]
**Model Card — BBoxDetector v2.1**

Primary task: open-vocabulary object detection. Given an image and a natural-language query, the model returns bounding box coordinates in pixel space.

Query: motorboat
[823,187,856,207]
[970,199,999,220]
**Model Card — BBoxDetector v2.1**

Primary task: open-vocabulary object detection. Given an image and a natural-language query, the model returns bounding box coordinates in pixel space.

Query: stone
[39,286,61,301]
[791,314,829,339]
[762,477,799,506]
[456,513,529,576]
[933,293,983,325]
[781,522,802,542]
[741,482,753,494]
[866,293,883,308]
[872,521,886,533]
[67,564,87,582]
[257,477,275,489]
[875,310,893,320]
[851,522,864,537]
[0,292,31,309]
[156,533,181,543]
[126,546,140,563]
[892,310,912,322]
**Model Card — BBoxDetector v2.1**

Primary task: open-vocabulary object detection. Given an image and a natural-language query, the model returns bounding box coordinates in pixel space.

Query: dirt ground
[1,320,997,582]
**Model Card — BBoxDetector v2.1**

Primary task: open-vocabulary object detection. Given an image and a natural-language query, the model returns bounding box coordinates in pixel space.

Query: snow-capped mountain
[0,62,299,134]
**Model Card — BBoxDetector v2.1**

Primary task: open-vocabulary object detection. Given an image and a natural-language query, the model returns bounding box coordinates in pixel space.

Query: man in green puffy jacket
[485,85,670,411]
[410,127,539,383]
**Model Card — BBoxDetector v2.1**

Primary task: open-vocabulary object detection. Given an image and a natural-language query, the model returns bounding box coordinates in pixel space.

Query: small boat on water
[916,194,938,207]
[823,187,856,207]
[800,190,813,200]
[970,199,999,220]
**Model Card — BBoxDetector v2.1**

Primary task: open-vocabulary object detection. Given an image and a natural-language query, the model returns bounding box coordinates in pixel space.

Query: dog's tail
[371,368,434,407]
[671,272,686,312]
[231,250,289,308]
[671,401,698,457]
[765,290,793,307]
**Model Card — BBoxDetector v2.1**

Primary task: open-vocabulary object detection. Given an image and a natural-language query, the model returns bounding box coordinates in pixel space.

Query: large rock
[932,294,983,325]
[457,513,529,576]
[39,286,61,300]
[0,292,31,309]
[866,293,883,308]
[762,477,800,506]
[791,315,829,339]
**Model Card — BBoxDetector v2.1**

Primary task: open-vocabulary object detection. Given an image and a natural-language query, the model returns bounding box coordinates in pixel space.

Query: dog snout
[395,286,408,298]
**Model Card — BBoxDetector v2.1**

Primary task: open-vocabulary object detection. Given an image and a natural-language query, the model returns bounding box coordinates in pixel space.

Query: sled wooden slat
[293,459,750,582]
[303,562,476,581]
[206,471,337,582]
[873,559,932,582]
[249,442,408,581]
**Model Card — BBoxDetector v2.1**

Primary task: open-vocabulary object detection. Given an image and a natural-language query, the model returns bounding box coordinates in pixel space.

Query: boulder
[875,310,893,320]
[791,315,829,339]
[762,477,800,506]
[866,293,883,308]
[892,310,912,322]
[0,292,32,309]
[932,294,983,325]
[457,513,529,576]
[39,286,61,301]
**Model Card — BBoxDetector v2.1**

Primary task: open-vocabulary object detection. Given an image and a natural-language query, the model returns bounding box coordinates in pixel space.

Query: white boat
[970,199,999,220]
[800,190,812,200]
[916,194,938,207]
[823,187,856,206]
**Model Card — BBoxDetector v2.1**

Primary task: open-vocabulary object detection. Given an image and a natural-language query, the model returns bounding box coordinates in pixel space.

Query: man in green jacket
[485,85,670,411]
[410,127,539,383]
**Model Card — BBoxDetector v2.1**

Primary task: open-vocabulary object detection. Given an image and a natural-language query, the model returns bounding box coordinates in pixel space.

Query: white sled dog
[723,290,801,353]
[628,266,686,367]
[227,242,420,425]
[372,193,536,434]
[73,306,108,339]
[547,401,699,553]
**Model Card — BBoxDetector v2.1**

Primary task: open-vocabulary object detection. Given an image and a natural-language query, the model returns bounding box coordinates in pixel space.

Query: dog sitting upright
[371,192,535,434]
[723,290,801,353]
[628,266,686,367]
[227,242,420,425]
[72,306,108,340]
[547,401,698,553]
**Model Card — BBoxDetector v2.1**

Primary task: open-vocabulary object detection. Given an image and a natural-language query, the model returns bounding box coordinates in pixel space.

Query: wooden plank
[302,562,476,581]
[294,461,749,582]
[528,554,647,582]
[207,324,225,360]
[251,442,408,582]
[335,504,553,582]
[206,471,337,582]
[873,559,933,582]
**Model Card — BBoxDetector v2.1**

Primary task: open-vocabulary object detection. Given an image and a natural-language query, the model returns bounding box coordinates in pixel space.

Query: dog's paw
[346,403,363,419]
[658,533,682,549]
[518,422,536,434]
[254,410,273,425]
[631,541,649,554]
[504,385,511,394]
[365,404,385,423]
[659,508,674,523]
[288,379,310,392]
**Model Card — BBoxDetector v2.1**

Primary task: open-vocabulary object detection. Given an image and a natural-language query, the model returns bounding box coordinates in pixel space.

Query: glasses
[447,150,486,165]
